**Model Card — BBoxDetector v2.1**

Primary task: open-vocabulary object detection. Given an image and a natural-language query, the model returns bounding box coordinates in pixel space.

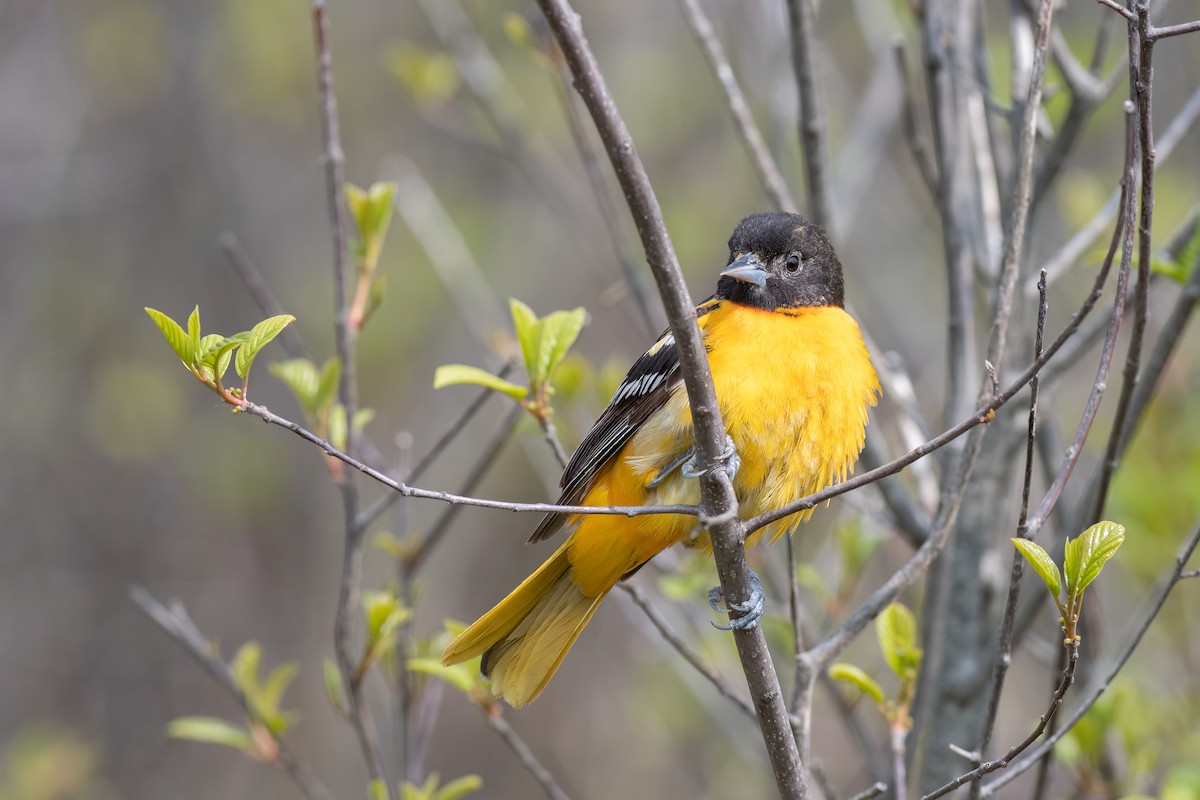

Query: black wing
[528,298,720,543]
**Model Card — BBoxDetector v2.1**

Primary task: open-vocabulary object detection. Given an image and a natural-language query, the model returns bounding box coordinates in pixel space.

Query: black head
[716,212,845,310]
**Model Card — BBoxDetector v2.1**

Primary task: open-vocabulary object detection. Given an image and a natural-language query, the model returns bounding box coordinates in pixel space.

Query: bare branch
[924,643,1080,799]
[310,1,391,794]
[238,399,698,519]
[533,0,805,794]
[219,232,307,359]
[678,0,798,212]
[970,270,1048,798]
[487,715,573,800]
[130,588,334,800]
[1149,18,1200,40]
[785,0,833,229]
[619,583,760,723]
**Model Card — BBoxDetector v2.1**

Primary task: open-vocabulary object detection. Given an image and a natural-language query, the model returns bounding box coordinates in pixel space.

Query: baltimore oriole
[442,211,880,707]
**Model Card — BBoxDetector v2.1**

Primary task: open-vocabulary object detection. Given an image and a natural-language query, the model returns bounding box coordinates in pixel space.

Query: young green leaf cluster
[830,602,923,730]
[167,642,300,762]
[370,772,483,800]
[145,306,295,408]
[1012,520,1126,642]
[347,181,398,330]
[434,299,586,423]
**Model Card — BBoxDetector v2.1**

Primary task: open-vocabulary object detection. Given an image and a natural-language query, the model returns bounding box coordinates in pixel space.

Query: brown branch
[1149,18,1200,39]
[237,399,697,519]
[532,0,805,795]
[969,270,1049,799]
[487,714,573,800]
[923,643,1080,799]
[678,0,798,213]
[129,587,334,800]
[311,2,390,792]
[619,583,760,724]
[786,0,833,229]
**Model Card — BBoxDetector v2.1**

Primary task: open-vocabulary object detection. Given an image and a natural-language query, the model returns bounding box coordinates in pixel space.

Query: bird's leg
[708,568,766,630]
[647,447,695,489]
[680,435,740,481]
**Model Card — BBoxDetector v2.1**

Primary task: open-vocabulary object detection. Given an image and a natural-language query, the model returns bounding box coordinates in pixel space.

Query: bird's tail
[441,538,606,708]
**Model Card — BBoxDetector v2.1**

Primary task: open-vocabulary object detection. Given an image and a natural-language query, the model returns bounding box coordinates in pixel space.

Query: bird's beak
[720,254,767,287]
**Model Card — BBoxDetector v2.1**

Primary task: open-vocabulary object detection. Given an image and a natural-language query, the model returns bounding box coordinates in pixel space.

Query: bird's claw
[709,569,765,630]
[681,435,741,481]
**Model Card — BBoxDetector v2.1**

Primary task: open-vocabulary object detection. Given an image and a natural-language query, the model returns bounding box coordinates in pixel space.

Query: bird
[441,211,880,708]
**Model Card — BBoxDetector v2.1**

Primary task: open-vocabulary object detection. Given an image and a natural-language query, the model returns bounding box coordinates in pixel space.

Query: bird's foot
[708,569,765,631]
[681,435,740,481]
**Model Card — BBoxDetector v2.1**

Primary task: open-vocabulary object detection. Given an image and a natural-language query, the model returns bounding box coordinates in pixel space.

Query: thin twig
[982,516,1200,795]
[893,40,939,197]
[238,399,697,519]
[1149,18,1200,40]
[129,587,334,800]
[847,783,888,800]
[786,0,833,229]
[923,643,1080,799]
[219,232,307,359]
[678,0,798,212]
[487,714,573,800]
[312,1,391,791]
[533,1,805,794]
[969,270,1048,799]
[619,583,760,723]
[1088,5,1157,521]
[356,361,517,531]
[406,404,524,575]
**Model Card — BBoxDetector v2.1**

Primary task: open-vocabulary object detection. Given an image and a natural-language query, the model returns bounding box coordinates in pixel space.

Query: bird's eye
[785,254,801,273]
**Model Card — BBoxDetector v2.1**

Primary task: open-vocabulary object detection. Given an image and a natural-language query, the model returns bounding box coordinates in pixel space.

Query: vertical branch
[1088,3,1157,520]
[785,0,833,228]
[533,1,806,795]
[969,271,1048,799]
[923,0,979,425]
[311,2,393,795]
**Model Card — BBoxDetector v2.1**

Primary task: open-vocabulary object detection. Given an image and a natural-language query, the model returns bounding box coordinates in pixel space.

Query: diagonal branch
[130,587,334,800]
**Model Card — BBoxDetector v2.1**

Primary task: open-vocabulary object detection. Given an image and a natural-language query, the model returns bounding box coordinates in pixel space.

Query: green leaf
[316,358,342,412]
[368,779,390,800]
[329,404,347,450]
[236,314,296,380]
[363,590,412,643]
[231,642,262,696]
[433,364,528,400]
[509,298,541,383]
[408,658,477,696]
[876,603,922,678]
[1012,538,1063,598]
[1064,533,1086,597]
[323,658,346,712]
[537,307,586,385]
[270,359,320,414]
[167,717,254,753]
[435,775,483,800]
[353,408,375,434]
[829,663,886,705]
[347,182,398,270]
[260,662,299,731]
[1073,520,1126,594]
[146,307,197,366]
[187,306,201,350]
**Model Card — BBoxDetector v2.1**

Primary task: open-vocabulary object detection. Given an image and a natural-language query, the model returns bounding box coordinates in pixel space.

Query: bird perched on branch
[442,211,879,707]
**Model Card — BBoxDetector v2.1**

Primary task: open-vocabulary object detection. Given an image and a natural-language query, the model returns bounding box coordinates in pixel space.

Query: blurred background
[1,0,1198,798]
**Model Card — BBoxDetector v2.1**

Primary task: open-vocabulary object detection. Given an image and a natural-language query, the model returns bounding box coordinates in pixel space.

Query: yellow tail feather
[441,539,606,708]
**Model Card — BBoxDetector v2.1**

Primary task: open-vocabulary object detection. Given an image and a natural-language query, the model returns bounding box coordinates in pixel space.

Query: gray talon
[709,569,766,630]
[681,435,740,481]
